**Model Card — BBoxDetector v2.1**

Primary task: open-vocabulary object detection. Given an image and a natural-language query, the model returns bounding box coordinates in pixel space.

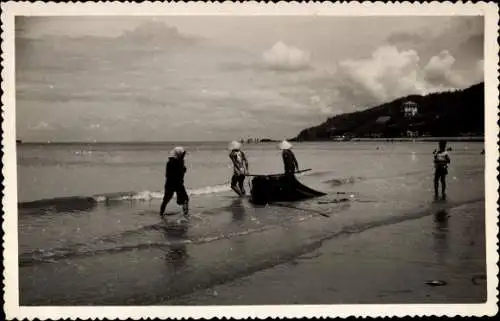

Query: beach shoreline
[17,141,486,306]
[167,201,486,305]
[293,137,485,143]
[19,196,486,306]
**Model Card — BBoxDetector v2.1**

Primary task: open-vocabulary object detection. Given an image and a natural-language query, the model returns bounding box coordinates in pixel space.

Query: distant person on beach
[279,140,299,175]
[229,140,249,196]
[433,140,451,200]
[160,146,189,217]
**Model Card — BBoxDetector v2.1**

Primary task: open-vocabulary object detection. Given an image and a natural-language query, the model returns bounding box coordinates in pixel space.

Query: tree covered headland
[292,82,484,141]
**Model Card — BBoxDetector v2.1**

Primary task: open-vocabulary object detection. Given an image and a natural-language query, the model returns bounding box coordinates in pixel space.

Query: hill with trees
[292,82,484,141]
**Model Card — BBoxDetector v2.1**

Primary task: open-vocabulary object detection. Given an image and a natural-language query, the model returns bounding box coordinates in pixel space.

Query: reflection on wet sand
[162,221,189,270]
[433,209,449,264]
[230,198,246,223]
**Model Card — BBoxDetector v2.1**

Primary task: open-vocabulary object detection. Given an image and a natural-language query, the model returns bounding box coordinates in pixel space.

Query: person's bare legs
[176,185,190,216]
[440,174,447,200]
[160,186,174,217]
[433,172,440,200]
[231,173,242,196]
[238,175,246,196]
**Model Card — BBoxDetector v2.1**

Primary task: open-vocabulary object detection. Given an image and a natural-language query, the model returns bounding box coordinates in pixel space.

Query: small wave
[322,176,365,186]
[188,184,231,196]
[303,170,335,177]
[19,224,277,267]
[19,184,232,212]
[94,185,231,202]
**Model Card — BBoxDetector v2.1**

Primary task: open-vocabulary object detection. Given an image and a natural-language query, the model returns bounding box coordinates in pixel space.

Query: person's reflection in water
[230,198,246,223]
[433,209,450,264]
[162,221,189,270]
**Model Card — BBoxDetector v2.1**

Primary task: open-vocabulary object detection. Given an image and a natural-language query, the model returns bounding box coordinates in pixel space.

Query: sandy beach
[16,142,486,306]
[169,201,486,305]
[19,188,486,305]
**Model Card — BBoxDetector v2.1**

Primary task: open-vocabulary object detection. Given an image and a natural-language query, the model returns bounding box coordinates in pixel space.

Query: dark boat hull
[250,174,326,205]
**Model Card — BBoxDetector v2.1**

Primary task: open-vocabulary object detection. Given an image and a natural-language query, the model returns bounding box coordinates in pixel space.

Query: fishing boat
[246,169,326,205]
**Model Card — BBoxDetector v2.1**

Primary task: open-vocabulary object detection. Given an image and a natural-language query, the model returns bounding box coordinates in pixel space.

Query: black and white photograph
[2,1,498,319]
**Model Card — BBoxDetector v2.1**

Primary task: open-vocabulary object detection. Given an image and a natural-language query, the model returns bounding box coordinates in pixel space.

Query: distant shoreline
[321,136,485,143]
[15,137,484,145]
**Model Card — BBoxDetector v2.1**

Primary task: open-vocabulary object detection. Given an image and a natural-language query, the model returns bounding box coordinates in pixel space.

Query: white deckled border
[1,1,499,319]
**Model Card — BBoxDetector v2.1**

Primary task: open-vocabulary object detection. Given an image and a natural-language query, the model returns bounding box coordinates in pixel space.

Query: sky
[16,15,484,142]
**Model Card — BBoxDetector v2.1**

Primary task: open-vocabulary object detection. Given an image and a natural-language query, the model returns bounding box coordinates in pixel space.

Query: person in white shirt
[228,141,249,196]
[433,140,451,200]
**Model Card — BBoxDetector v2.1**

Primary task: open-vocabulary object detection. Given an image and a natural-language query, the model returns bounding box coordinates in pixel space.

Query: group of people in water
[159,140,299,218]
[159,139,453,218]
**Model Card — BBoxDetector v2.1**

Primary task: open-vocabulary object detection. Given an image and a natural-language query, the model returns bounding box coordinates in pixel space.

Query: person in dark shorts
[279,140,299,175]
[433,140,451,200]
[229,140,249,196]
[160,146,189,217]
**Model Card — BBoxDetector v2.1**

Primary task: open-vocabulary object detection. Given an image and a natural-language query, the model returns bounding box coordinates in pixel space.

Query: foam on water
[95,185,231,202]
[19,184,233,211]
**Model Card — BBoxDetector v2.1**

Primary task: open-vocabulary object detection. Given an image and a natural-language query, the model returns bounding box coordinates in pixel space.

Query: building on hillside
[401,101,419,118]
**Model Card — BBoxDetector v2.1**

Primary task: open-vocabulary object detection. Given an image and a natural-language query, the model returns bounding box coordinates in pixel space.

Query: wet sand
[19,198,486,305]
[19,152,486,305]
[168,201,486,305]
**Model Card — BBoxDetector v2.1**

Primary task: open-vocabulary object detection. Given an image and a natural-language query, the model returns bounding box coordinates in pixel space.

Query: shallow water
[17,141,486,304]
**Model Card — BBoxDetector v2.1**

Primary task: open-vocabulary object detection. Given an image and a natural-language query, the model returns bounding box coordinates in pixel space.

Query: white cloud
[333,46,479,109]
[336,46,425,104]
[423,50,465,87]
[474,59,484,83]
[262,41,311,71]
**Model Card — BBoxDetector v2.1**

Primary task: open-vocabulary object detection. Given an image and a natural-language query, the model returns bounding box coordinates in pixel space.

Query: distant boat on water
[16,139,22,144]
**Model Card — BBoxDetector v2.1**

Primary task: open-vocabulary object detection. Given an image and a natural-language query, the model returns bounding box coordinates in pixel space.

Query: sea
[16,141,486,304]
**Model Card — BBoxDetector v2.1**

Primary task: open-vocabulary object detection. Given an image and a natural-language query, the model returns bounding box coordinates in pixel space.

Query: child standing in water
[160,146,189,217]
[229,141,249,196]
[433,140,451,200]
[279,140,299,175]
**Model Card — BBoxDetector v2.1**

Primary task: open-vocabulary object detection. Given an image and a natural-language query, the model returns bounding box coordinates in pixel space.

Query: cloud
[459,33,483,58]
[333,46,477,110]
[262,41,311,71]
[423,50,464,87]
[386,16,483,67]
[388,17,483,48]
[471,59,484,83]
[336,46,424,104]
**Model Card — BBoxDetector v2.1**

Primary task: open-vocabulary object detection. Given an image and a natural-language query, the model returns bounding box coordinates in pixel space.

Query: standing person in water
[433,140,451,200]
[280,140,299,175]
[160,146,189,217]
[229,140,249,196]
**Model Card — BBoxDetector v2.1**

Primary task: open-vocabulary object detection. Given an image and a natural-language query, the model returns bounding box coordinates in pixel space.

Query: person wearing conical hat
[229,140,249,196]
[279,140,299,175]
[160,146,189,217]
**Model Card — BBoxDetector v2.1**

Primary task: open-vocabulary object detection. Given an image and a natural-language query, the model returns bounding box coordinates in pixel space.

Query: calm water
[17,141,484,202]
[17,141,486,304]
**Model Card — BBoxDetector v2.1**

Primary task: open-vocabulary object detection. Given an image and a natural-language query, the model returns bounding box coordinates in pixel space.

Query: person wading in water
[160,146,189,217]
[433,140,451,200]
[229,140,249,196]
[280,140,299,175]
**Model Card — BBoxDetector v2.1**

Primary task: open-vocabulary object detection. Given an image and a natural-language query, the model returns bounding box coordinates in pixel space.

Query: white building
[402,101,419,118]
